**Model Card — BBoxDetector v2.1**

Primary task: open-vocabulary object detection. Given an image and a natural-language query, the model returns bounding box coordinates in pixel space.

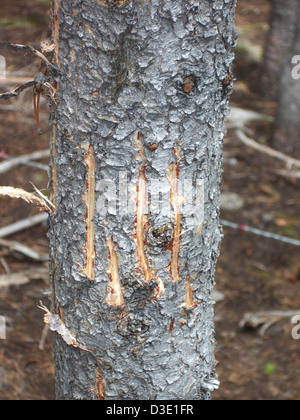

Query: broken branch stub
[0,186,54,215]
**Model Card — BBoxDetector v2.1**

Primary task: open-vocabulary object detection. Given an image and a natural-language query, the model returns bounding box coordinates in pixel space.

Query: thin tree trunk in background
[49,0,236,400]
[261,0,298,101]
[272,9,300,157]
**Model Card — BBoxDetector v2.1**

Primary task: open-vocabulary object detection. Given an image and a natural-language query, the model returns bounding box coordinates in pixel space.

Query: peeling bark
[49,0,237,400]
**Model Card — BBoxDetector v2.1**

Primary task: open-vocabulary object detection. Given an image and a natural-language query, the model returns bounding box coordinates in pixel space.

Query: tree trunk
[48,0,236,400]
[272,8,300,157]
[260,0,299,101]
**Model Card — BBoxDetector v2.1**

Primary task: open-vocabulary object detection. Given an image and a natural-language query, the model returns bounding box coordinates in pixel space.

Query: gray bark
[48,0,236,400]
[261,0,299,101]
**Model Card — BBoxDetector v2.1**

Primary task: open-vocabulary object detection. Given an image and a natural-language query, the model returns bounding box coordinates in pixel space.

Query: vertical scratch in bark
[134,132,154,284]
[83,144,96,281]
[167,147,182,282]
[95,368,106,401]
[52,0,60,67]
[50,123,57,209]
[136,166,155,283]
[134,133,165,298]
[106,236,124,307]
[182,275,197,309]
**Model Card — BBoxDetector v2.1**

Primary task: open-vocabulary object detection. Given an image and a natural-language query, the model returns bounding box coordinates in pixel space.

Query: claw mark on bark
[167,147,182,282]
[52,0,60,67]
[182,275,197,309]
[134,132,165,299]
[83,144,96,281]
[96,368,106,400]
[50,123,57,209]
[106,236,124,307]
[134,132,154,284]
[136,166,155,283]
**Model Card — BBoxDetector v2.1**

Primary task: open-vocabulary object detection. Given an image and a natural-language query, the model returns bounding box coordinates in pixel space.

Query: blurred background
[0,0,300,400]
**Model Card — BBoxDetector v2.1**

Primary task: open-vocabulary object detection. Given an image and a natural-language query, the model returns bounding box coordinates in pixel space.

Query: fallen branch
[0,149,50,174]
[240,310,300,336]
[0,257,10,274]
[0,213,48,239]
[0,238,48,262]
[274,169,300,180]
[221,219,300,247]
[235,129,300,170]
[0,266,49,288]
[0,42,51,67]
[227,106,273,130]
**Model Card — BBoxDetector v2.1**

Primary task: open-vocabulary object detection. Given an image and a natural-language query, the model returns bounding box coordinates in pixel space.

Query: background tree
[272,8,300,157]
[260,0,298,101]
[261,0,300,156]
[48,0,236,400]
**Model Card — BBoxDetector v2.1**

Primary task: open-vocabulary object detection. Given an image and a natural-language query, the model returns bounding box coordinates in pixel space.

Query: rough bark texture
[272,7,300,157]
[261,0,299,101]
[49,0,237,400]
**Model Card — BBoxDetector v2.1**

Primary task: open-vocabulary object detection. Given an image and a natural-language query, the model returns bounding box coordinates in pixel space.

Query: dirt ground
[1,0,300,400]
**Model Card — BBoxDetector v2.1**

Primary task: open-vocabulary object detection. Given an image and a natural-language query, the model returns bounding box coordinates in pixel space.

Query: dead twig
[0,42,51,67]
[0,81,36,100]
[0,257,10,274]
[0,186,54,214]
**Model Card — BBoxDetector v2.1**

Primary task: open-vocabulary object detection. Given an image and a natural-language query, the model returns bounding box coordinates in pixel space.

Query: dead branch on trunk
[0,42,51,67]
[0,186,54,214]
[0,81,36,100]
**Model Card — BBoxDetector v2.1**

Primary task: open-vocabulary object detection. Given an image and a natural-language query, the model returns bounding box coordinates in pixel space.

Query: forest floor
[0,0,300,400]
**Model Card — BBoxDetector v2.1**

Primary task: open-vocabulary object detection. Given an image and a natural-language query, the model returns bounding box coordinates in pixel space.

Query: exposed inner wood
[52,0,60,67]
[134,132,155,283]
[167,147,182,282]
[182,275,197,309]
[96,368,106,401]
[134,132,165,298]
[106,236,124,307]
[83,144,96,281]
[50,123,57,209]
[136,166,155,283]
